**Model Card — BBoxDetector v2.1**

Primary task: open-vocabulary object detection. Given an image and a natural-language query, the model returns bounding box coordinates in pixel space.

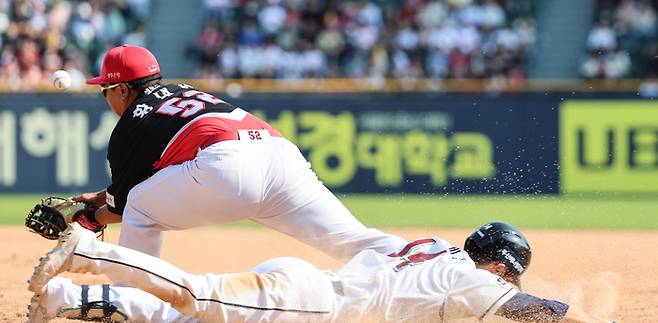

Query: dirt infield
[1,226,656,322]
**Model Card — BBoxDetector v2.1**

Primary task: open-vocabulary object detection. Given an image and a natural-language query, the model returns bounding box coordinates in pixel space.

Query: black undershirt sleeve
[495,292,569,322]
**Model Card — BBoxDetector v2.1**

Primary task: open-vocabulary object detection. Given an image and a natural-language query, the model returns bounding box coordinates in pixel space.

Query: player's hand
[71,190,107,208]
[71,203,105,233]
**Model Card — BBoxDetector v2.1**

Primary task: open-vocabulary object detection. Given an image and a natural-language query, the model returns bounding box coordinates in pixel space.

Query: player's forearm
[71,189,107,207]
[94,205,122,225]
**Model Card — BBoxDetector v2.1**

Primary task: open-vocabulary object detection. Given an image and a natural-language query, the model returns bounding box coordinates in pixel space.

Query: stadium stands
[0,0,149,90]
[0,0,536,85]
[193,0,536,80]
[3,0,658,88]
[581,0,658,78]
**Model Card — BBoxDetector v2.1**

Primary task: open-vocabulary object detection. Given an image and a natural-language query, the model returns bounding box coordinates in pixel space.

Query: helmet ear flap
[496,246,527,276]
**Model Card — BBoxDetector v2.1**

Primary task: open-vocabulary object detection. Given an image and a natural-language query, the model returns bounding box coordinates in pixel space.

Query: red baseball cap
[86,45,161,85]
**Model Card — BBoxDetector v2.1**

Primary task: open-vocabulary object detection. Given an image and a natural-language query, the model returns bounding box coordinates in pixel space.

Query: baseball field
[2,194,657,322]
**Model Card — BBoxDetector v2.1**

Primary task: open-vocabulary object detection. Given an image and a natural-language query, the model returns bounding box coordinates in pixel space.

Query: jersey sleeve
[105,159,155,215]
[105,147,156,215]
[445,267,518,321]
[105,183,123,214]
[106,174,133,215]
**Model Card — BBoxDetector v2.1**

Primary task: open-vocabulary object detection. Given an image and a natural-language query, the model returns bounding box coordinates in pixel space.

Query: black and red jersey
[106,83,279,214]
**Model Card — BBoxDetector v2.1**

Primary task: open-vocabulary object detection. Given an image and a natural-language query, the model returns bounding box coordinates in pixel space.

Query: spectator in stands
[587,20,617,52]
[218,40,239,78]
[582,0,657,79]
[581,51,605,79]
[315,11,344,77]
[196,21,224,75]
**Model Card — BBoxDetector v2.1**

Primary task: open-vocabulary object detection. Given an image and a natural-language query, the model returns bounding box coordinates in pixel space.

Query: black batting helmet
[464,221,531,285]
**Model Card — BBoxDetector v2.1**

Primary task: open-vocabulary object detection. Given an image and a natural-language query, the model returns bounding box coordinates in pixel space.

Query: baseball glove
[25,197,105,240]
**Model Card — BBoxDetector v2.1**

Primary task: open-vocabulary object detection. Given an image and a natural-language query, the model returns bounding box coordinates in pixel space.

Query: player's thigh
[256,138,360,226]
[255,179,366,238]
[219,258,336,322]
[248,257,316,273]
[254,139,407,258]
[124,159,257,229]
[191,140,263,202]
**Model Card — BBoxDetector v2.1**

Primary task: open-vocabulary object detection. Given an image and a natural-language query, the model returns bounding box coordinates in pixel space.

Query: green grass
[0,194,50,225]
[339,194,658,229]
[2,194,657,229]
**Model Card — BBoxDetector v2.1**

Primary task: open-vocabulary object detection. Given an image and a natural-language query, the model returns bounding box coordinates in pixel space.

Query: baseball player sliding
[70,44,406,261]
[27,222,614,322]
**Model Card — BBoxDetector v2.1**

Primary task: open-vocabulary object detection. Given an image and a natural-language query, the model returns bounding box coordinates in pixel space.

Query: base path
[2,226,655,322]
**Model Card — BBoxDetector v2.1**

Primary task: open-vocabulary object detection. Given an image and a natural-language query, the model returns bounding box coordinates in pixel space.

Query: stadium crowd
[581,0,658,79]
[193,0,536,80]
[0,0,536,87]
[5,0,658,86]
[0,0,148,90]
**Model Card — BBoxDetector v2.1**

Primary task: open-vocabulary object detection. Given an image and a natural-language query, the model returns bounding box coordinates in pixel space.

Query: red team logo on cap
[87,45,160,85]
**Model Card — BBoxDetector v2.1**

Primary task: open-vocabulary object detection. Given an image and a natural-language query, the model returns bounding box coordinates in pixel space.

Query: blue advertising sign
[0,92,559,194]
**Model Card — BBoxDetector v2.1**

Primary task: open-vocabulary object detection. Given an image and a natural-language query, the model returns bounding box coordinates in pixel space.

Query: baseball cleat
[26,276,62,323]
[28,223,85,293]
[27,293,51,323]
[28,277,128,322]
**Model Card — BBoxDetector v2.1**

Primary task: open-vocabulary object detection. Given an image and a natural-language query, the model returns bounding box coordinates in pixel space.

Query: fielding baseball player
[28,222,614,322]
[71,44,406,260]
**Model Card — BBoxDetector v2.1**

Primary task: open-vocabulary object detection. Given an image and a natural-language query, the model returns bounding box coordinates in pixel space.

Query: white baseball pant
[70,231,339,322]
[118,135,407,260]
[38,277,193,322]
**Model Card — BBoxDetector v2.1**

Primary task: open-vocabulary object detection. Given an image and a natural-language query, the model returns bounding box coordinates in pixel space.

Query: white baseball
[52,70,71,90]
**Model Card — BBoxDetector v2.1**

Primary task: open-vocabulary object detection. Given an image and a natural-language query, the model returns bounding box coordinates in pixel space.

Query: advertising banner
[0,92,559,194]
[560,100,658,193]
[240,93,560,194]
[0,93,116,193]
